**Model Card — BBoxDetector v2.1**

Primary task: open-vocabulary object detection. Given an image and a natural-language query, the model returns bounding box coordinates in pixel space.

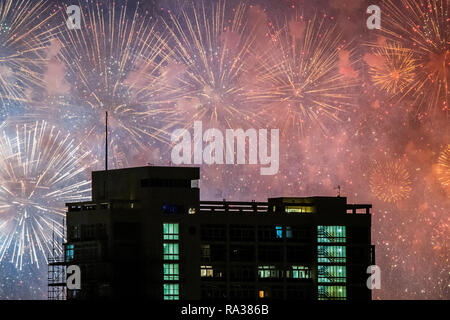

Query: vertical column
[162,223,180,300]
[317,226,347,300]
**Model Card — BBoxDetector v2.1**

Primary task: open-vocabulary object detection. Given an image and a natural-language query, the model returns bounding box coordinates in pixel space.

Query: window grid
[200,265,214,277]
[163,243,179,260]
[163,263,179,281]
[317,246,346,263]
[65,244,74,261]
[258,266,279,278]
[317,226,346,243]
[318,285,346,300]
[163,283,179,300]
[318,265,346,283]
[163,223,179,240]
[292,266,311,279]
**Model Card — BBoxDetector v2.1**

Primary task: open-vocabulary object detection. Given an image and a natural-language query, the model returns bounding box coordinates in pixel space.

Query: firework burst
[380,0,449,114]
[0,0,57,114]
[247,14,359,136]
[369,159,412,203]
[365,42,417,95]
[0,120,94,270]
[53,1,171,168]
[162,0,260,130]
[436,144,450,190]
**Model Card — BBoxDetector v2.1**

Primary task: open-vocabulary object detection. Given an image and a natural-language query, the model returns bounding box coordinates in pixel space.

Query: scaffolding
[47,221,67,300]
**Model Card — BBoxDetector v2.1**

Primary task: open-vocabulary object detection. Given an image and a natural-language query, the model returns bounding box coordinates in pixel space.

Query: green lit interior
[163,283,179,300]
[163,263,179,281]
[317,226,346,243]
[318,265,346,283]
[318,285,346,300]
[163,243,179,260]
[163,223,179,240]
[317,225,347,300]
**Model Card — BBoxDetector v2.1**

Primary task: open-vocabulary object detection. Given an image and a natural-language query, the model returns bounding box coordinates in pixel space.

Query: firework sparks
[53,1,172,168]
[0,0,58,114]
[247,14,359,136]
[0,120,94,270]
[436,144,450,190]
[369,159,413,203]
[380,0,449,114]
[364,42,417,95]
[162,0,260,130]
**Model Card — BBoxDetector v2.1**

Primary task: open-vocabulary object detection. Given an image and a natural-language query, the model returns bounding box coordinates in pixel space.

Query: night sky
[0,0,448,299]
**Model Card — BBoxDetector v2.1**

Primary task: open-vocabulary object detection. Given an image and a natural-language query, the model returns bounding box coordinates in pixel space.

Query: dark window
[230,225,255,241]
[230,245,254,262]
[162,204,185,214]
[201,225,226,241]
[210,244,227,262]
[258,245,283,262]
[286,246,312,263]
[113,222,140,242]
[230,266,255,281]
[229,285,255,299]
[258,226,280,241]
[289,227,312,242]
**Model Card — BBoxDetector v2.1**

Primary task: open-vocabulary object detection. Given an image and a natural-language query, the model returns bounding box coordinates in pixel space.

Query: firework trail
[162,0,261,130]
[52,1,172,168]
[0,0,58,116]
[0,120,94,270]
[379,0,449,115]
[246,13,360,136]
[369,159,412,203]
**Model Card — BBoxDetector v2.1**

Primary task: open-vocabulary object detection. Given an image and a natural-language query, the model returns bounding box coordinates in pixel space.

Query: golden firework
[436,144,450,189]
[370,159,412,203]
[365,42,417,95]
[380,0,449,114]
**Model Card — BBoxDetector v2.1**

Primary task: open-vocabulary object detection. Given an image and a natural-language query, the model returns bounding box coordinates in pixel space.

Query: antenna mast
[105,111,108,171]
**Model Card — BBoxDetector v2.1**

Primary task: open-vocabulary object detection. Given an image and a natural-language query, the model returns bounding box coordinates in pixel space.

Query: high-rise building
[49,166,375,300]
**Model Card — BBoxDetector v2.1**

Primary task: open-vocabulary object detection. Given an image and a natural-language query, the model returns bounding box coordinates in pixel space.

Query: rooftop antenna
[335,185,341,197]
[104,111,108,200]
[105,111,108,171]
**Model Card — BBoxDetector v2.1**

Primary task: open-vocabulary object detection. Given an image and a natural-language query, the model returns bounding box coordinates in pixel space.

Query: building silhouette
[48,166,375,300]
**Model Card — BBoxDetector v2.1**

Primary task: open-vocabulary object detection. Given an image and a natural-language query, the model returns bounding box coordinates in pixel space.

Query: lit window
[259,290,265,298]
[163,243,179,260]
[317,226,346,243]
[200,265,214,277]
[317,246,346,263]
[163,223,179,240]
[65,244,74,261]
[163,264,179,281]
[292,266,311,279]
[258,266,279,278]
[318,285,346,300]
[318,265,346,283]
[163,283,179,300]
[286,226,292,238]
[285,206,315,213]
[275,226,282,238]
